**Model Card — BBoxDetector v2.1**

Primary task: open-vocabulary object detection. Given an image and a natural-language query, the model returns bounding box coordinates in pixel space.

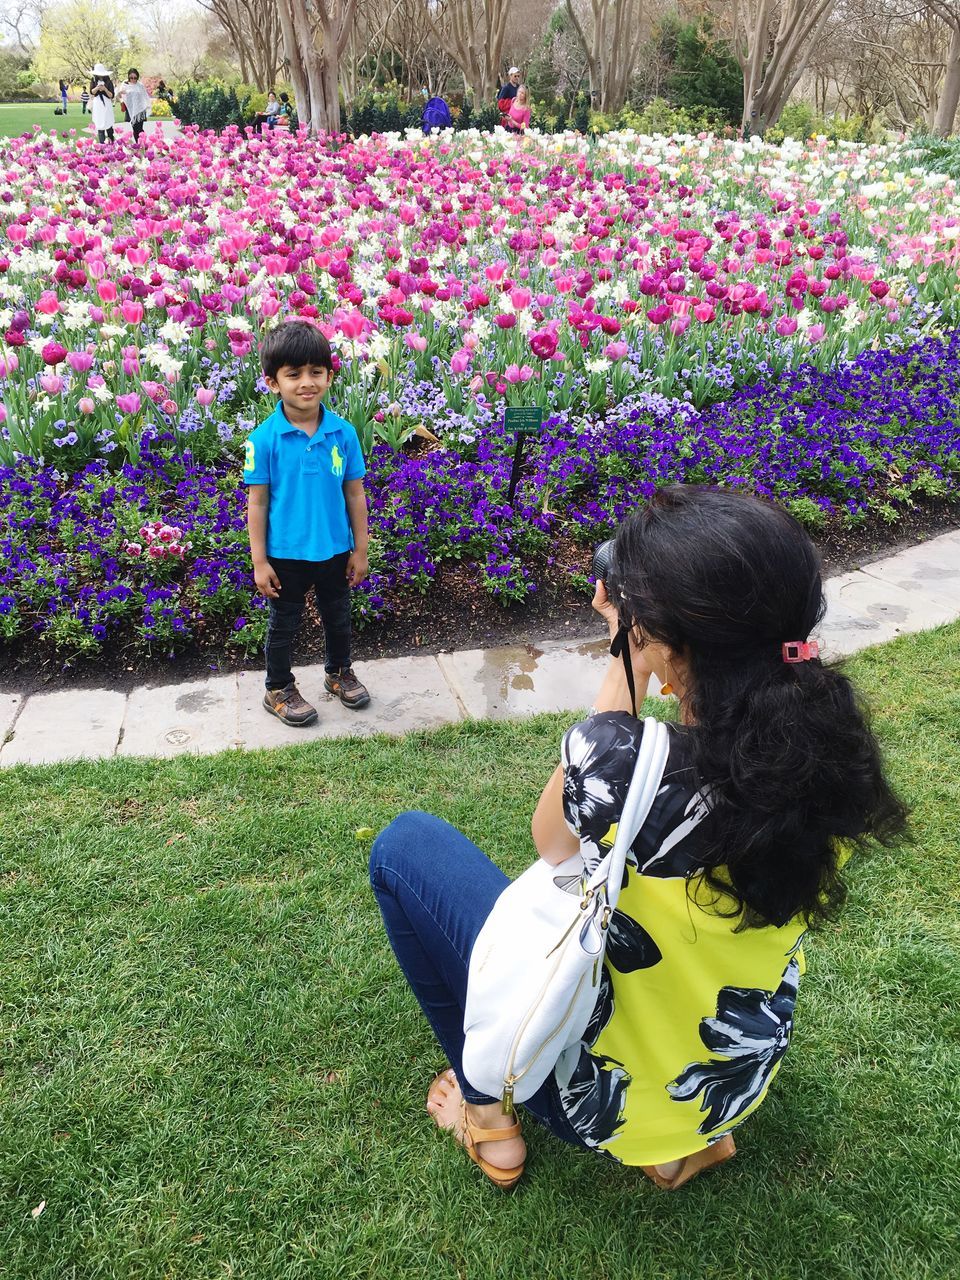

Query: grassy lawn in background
[1,622,958,1280]
[0,102,83,139]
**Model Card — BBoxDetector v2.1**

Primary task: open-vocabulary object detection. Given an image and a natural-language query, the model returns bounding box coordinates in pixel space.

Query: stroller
[421,96,452,134]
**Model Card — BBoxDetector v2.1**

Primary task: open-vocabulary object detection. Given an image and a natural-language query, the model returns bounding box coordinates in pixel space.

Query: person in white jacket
[88,63,115,143]
[118,68,151,143]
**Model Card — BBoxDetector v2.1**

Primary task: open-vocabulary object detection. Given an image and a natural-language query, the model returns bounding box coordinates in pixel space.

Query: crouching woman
[370,486,906,1190]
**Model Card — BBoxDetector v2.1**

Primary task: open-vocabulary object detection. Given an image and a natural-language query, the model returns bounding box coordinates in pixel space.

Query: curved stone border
[1,530,958,767]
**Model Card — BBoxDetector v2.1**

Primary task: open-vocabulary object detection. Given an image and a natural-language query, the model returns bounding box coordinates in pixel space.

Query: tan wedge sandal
[458,1099,525,1191]
[426,1068,526,1190]
[642,1134,737,1191]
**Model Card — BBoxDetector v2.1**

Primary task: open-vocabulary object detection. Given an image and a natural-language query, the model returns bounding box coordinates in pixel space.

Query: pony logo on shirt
[330,444,344,476]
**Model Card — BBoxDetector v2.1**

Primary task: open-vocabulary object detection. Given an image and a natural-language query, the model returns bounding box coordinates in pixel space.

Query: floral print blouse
[551,711,806,1166]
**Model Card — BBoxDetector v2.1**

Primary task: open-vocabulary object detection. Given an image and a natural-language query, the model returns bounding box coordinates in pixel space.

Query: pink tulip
[195,387,216,407]
[35,291,60,315]
[775,315,798,337]
[41,341,68,365]
[67,351,94,373]
[603,340,628,360]
[807,323,826,343]
[404,332,428,352]
[494,313,516,329]
[116,392,142,414]
[450,349,472,375]
[647,304,671,325]
[693,304,715,323]
[0,403,6,424]
[162,399,178,415]
[530,330,558,360]
[670,316,690,337]
[0,354,19,377]
[39,373,64,394]
[78,397,96,413]
[97,280,118,303]
[121,300,144,325]
[260,295,281,317]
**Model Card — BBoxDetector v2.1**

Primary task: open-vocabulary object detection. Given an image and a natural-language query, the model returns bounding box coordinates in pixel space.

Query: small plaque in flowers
[504,406,544,435]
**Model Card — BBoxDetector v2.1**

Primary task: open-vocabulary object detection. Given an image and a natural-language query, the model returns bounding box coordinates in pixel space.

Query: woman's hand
[592,579,620,642]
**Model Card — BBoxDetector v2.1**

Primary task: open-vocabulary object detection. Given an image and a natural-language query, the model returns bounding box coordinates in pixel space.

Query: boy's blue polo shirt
[242,401,365,562]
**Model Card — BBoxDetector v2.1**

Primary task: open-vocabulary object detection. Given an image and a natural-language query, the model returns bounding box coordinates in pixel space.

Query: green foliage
[657,16,742,125]
[0,50,31,103]
[346,88,422,136]
[764,105,885,144]
[616,97,731,136]
[34,0,143,84]
[175,81,251,132]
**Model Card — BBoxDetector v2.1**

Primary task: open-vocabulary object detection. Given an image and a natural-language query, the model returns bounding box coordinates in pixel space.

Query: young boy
[243,320,371,726]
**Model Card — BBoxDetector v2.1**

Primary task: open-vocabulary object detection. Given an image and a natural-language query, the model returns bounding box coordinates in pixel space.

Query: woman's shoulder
[562,713,705,876]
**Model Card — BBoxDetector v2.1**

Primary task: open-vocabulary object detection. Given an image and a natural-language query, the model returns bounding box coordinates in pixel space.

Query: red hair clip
[782,640,820,663]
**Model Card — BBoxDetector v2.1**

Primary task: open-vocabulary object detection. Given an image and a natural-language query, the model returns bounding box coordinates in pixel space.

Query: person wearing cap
[88,63,116,143]
[497,67,521,129]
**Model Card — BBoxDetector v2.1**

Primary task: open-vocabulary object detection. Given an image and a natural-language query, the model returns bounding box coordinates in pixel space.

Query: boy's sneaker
[263,683,318,726]
[324,667,370,709]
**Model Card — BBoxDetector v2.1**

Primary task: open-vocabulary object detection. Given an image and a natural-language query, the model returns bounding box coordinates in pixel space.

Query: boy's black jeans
[265,554,352,690]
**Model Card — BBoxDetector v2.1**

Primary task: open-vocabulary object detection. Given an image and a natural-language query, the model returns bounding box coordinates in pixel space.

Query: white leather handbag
[463,717,670,1111]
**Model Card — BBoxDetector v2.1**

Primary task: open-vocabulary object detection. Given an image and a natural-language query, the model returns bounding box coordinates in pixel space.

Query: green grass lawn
[0,102,90,139]
[1,624,959,1280]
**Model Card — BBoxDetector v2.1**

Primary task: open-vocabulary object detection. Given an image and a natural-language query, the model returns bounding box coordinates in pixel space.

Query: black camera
[592,537,615,583]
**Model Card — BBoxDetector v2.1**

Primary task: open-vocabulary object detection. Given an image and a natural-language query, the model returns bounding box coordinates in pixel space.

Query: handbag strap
[583,717,671,911]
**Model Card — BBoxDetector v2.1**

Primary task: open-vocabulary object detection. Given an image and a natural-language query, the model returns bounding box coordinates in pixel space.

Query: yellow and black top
[554,712,807,1166]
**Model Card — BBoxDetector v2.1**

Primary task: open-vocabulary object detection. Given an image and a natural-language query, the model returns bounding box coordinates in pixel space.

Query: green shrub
[175,82,252,131]
[778,101,821,140]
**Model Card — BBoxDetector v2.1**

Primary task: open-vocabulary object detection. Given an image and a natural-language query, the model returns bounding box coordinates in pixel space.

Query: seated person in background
[254,90,280,134]
[506,84,531,133]
[276,92,293,126]
[497,66,520,128]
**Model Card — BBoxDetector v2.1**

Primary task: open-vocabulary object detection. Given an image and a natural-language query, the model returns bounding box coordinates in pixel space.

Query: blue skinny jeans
[369,811,586,1146]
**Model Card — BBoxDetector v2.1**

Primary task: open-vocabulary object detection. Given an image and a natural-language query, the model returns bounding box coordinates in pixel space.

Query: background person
[506,84,531,133]
[58,79,68,113]
[253,90,280,133]
[118,68,151,142]
[80,86,89,114]
[371,485,906,1192]
[497,66,520,128]
[88,63,115,143]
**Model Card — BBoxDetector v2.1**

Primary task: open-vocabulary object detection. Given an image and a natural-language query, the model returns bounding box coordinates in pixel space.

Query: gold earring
[660,682,674,696]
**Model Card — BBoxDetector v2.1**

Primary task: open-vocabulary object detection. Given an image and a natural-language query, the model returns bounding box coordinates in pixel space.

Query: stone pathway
[1,531,958,767]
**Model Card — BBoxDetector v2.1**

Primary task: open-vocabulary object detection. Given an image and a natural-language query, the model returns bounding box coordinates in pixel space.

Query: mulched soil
[2,499,958,697]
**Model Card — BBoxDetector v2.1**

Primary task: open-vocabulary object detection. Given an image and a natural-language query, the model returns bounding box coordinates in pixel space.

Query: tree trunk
[278,0,355,133]
[934,21,960,134]
[734,0,837,134]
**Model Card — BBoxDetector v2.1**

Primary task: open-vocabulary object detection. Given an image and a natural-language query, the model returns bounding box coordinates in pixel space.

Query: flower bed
[1,128,959,471]
[2,334,957,661]
[1,126,959,665]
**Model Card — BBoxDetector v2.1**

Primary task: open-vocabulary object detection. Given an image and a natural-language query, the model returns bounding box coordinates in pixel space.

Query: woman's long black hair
[608,485,907,930]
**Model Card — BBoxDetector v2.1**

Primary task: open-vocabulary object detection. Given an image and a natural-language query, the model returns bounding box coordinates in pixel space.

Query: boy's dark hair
[280,92,290,103]
[260,320,334,379]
